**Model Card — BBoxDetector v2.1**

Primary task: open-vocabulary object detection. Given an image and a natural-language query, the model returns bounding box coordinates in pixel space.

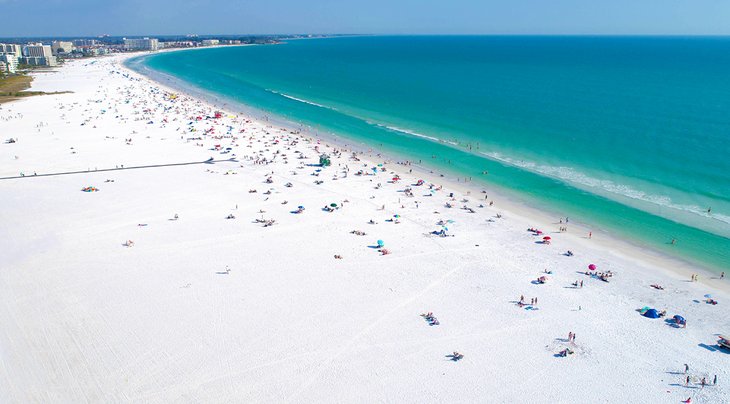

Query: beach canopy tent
[319,154,331,167]
[644,308,660,318]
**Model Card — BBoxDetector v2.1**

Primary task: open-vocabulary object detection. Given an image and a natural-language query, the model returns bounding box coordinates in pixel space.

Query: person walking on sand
[686,375,690,386]
[714,375,717,385]
[684,363,689,374]
[588,231,592,239]
[722,272,725,279]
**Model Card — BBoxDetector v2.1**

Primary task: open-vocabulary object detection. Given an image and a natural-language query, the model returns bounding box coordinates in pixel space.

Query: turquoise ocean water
[130,36,730,271]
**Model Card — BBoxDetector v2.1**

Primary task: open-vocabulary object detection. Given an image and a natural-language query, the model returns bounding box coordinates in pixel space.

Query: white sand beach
[0,54,728,403]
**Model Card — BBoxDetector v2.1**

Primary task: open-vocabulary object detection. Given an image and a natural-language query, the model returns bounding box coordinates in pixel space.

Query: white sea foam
[260,93,730,230]
[268,90,336,110]
[372,123,459,146]
[482,151,730,228]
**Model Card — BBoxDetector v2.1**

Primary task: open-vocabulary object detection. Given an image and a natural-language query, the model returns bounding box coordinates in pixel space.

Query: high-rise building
[123,38,159,51]
[51,41,74,55]
[73,39,97,47]
[22,43,53,58]
[0,43,22,56]
[201,39,220,46]
[18,56,57,67]
[0,54,18,73]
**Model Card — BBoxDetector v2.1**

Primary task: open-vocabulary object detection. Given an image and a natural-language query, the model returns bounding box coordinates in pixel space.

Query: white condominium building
[0,53,18,73]
[0,43,22,56]
[51,41,74,54]
[22,44,53,58]
[123,38,159,51]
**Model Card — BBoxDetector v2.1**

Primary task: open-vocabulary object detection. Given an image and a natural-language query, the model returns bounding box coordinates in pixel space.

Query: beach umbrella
[377,239,384,247]
[298,206,304,209]
[543,236,551,240]
[394,214,400,218]
[588,264,597,270]
[704,294,712,299]
[330,203,337,207]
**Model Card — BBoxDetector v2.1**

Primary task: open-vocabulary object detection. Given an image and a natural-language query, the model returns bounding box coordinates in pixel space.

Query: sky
[1,0,730,37]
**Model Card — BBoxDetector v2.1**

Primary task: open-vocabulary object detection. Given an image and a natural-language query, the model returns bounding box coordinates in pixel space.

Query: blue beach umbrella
[377,239,384,247]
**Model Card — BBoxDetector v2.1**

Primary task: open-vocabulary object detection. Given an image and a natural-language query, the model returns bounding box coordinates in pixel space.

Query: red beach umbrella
[588,264,597,270]
[543,236,551,240]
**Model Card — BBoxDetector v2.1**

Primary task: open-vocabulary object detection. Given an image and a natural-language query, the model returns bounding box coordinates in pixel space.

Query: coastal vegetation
[0,74,70,103]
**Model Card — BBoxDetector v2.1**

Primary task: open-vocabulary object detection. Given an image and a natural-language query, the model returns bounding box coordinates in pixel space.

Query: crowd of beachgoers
[0,54,727,403]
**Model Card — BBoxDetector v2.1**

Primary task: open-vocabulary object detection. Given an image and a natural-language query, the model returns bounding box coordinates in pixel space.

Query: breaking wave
[482,151,730,228]
[268,90,336,110]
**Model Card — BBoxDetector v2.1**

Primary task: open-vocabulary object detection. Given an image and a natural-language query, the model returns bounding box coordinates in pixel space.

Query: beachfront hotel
[51,41,74,55]
[0,43,57,67]
[0,53,18,73]
[123,37,159,51]
[0,43,22,56]
[19,43,58,66]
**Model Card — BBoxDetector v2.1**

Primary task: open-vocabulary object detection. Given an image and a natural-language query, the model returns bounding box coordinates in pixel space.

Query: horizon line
[3,33,730,40]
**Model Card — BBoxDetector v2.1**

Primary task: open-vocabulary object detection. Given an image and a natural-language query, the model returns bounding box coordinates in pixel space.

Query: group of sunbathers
[421,312,440,326]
